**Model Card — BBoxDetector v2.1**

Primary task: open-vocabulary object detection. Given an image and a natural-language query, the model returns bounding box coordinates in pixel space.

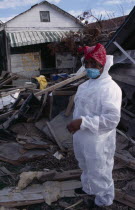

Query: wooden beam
[65,95,75,117]
[122,107,135,118]
[0,75,17,89]
[53,169,81,181]
[115,189,135,209]
[35,72,86,97]
[0,110,18,129]
[0,180,81,207]
[0,73,84,122]
[116,129,135,145]
[0,110,14,120]
[35,92,48,121]
[115,152,135,170]
[49,94,53,120]
[0,174,135,209]
[16,169,82,190]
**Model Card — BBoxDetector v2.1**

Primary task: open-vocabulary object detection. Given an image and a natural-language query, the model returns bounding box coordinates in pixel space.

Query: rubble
[0,89,20,110]
[0,73,18,89]
[17,169,82,191]
[17,170,56,190]
[0,180,82,207]
[115,189,135,209]
[64,199,83,209]
[0,68,135,209]
[0,169,135,208]
[0,142,49,165]
[53,151,64,160]
[35,111,73,151]
[16,134,51,150]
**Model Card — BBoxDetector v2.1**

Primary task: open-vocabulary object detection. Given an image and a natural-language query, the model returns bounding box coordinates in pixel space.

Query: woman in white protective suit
[67,43,122,207]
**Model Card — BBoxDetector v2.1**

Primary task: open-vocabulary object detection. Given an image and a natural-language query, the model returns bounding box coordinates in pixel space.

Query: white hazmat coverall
[73,55,122,206]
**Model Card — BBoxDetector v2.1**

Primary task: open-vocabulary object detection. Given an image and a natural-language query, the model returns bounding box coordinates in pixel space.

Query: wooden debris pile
[0,167,135,208]
[0,70,135,209]
[0,72,86,167]
[0,73,18,90]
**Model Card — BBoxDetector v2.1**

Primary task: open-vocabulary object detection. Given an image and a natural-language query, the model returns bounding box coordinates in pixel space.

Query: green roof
[7,31,67,47]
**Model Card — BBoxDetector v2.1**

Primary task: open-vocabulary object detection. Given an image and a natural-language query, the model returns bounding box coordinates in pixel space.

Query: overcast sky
[0,0,134,23]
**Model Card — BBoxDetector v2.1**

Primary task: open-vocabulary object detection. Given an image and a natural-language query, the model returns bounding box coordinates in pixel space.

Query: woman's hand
[67,119,82,134]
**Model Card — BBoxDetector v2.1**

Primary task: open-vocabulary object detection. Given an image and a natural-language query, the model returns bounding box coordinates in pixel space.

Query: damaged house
[1,1,83,85]
[0,3,135,209]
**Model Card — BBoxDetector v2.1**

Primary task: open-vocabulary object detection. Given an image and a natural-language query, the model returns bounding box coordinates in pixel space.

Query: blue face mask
[85,68,100,79]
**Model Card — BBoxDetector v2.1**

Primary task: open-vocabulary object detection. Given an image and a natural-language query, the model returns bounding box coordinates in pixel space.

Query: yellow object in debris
[35,75,48,90]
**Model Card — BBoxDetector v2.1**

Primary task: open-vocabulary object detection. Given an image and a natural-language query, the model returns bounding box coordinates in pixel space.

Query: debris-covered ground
[0,72,135,209]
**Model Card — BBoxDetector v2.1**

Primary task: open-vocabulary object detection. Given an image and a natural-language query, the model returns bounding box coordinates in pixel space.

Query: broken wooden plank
[0,89,21,97]
[0,167,15,178]
[0,180,81,207]
[0,207,18,210]
[113,169,135,181]
[41,111,73,150]
[0,91,20,110]
[113,160,127,170]
[0,111,18,130]
[115,189,135,209]
[17,169,82,190]
[123,179,135,194]
[0,111,15,121]
[122,107,135,118]
[35,72,86,97]
[65,199,83,210]
[1,180,135,208]
[116,129,135,145]
[0,87,20,92]
[46,121,65,151]
[49,94,53,120]
[17,170,56,190]
[53,169,82,181]
[116,133,129,151]
[35,92,48,121]
[115,152,135,170]
[0,73,83,118]
[0,142,48,165]
[1,169,135,208]
[65,95,75,117]
[0,167,13,176]
[0,75,18,89]
[16,134,51,150]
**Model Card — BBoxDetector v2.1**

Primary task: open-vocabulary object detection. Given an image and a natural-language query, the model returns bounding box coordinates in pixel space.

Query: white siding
[5,3,82,32]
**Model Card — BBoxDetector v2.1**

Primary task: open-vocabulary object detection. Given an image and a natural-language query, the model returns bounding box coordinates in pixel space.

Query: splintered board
[36,111,73,150]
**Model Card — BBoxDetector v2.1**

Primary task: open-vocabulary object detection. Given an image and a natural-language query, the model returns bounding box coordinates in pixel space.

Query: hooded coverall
[73,55,122,206]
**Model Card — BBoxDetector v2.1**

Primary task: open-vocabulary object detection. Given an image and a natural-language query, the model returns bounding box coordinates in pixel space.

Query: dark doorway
[41,44,55,69]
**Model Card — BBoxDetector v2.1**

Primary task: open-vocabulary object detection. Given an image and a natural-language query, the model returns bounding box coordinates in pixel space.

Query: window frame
[40,11,50,22]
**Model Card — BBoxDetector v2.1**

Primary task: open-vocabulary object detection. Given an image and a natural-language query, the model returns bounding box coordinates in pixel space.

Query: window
[40,11,50,22]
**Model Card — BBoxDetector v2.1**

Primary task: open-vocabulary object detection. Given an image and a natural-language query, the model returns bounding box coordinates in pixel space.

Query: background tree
[48,9,126,56]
